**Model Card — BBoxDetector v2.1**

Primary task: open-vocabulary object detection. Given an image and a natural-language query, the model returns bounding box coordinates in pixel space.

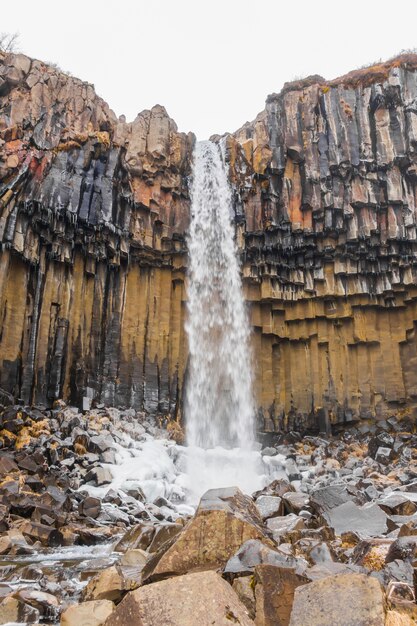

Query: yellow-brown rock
[288,573,386,626]
[254,564,309,626]
[142,487,272,581]
[60,600,114,626]
[103,570,255,626]
[81,565,133,603]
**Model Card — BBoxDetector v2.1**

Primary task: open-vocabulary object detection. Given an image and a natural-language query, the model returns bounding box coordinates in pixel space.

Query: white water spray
[186,140,255,450]
[83,142,281,510]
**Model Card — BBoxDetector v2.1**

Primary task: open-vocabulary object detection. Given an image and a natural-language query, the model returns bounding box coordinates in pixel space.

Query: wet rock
[84,466,113,486]
[266,513,305,542]
[147,523,182,552]
[282,492,310,514]
[0,595,40,624]
[255,495,283,520]
[223,539,307,579]
[323,501,388,537]
[79,496,102,519]
[254,564,309,626]
[142,487,272,581]
[61,599,115,626]
[20,520,64,547]
[15,589,59,617]
[114,524,155,553]
[310,483,361,515]
[289,573,386,625]
[102,570,254,626]
[254,479,295,499]
[82,565,132,603]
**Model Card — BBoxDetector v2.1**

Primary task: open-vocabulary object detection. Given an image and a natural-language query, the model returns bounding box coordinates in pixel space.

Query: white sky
[2,0,417,139]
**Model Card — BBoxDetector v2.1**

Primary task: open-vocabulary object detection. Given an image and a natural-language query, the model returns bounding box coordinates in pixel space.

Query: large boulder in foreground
[60,600,114,626]
[143,487,272,581]
[254,564,309,626]
[103,570,254,626]
[289,573,385,626]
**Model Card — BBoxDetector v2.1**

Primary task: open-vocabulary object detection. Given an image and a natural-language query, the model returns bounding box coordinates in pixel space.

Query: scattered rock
[289,573,386,625]
[142,487,272,582]
[61,600,115,626]
[323,501,388,537]
[103,570,254,626]
[254,564,309,626]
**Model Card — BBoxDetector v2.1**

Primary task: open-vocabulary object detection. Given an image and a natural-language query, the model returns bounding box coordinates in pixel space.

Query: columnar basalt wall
[0,51,193,412]
[224,55,417,430]
[2,50,417,431]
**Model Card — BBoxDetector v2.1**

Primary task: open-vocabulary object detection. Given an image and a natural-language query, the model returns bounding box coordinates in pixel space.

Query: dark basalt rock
[323,501,388,537]
[223,539,307,579]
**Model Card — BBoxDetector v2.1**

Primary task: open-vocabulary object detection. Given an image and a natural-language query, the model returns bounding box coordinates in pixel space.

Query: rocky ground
[1,402,417,624]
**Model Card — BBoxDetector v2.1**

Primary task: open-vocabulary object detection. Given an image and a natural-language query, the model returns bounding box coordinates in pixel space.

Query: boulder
[223,539,307,578]
[254,479,295,499]
[310,483,360,515]
[0,595,40,623]
[147,523,183,552]
[79,496,102,519]
[386,537,417,563]
[142,487,272,581]
[82,565,132,603]
[282,492,310,514]
[103,570,254,626]
[289,573,385,626]
[323,501,388,536]
[255,495,283,520]
[113,524,154,553]
[254,564,309,626]
[378,494,417,516]
[61,600,115,626]
[14,589,59,616]
[266,513,305,542]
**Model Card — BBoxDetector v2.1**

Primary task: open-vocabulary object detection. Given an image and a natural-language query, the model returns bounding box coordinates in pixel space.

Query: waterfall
[185,140,255,450]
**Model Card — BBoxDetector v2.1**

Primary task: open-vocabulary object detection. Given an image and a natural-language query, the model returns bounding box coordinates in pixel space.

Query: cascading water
[186,140,254,450]
[184,140,269,499]
[82,142,284,511]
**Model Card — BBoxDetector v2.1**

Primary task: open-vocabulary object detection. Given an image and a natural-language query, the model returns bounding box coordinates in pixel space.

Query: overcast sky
[2,1,416,139]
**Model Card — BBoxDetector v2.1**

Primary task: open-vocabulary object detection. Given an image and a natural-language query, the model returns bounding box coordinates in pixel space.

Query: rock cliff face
[225,54,417,431]
[2,50,417,431]
[0,51,193,413]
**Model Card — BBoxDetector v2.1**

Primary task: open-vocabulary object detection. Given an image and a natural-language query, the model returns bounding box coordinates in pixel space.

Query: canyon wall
[225,55,417,430]
[1,50,417,431]
[0,51,193,414]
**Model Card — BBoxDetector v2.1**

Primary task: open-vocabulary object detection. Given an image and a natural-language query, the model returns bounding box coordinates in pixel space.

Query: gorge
[2,51,417,434]
[2,47,417,626]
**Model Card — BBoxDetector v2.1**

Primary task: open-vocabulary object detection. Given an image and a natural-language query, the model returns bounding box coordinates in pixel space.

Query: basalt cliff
[2,51,417,432]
